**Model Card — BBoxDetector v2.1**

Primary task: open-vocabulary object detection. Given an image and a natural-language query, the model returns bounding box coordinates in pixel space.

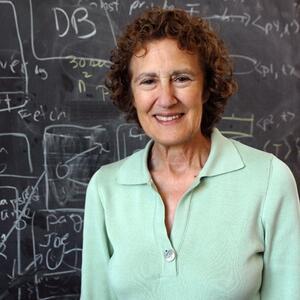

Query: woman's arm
[261,156,300,299]
[81,171,116,300]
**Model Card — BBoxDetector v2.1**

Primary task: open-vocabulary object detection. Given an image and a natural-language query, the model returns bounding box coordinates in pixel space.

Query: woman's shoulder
[231,138,272,161]
[230,138,295,182]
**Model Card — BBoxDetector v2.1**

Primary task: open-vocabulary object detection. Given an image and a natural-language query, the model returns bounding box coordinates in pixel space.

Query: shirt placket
[150,179,201,278]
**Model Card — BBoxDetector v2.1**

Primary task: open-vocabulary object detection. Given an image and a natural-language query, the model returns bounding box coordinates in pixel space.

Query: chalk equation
[231,54,299,80]
[203,7,300,38]
[256,111,296,132]
[63,56,111,101]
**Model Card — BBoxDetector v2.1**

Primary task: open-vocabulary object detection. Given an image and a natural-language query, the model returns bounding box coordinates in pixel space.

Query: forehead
[130,38,201,75]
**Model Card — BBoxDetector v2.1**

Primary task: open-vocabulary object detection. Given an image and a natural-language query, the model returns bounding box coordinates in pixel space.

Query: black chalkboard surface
[0,0,299,299]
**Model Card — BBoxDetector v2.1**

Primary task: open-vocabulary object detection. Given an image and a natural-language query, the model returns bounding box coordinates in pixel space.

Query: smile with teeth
[154,113,184,122]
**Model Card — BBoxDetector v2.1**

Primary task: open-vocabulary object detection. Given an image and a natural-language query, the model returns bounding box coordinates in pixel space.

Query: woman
[81,7,300,300]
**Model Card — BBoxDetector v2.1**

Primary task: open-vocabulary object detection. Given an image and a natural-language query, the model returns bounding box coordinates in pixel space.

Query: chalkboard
[0,0,299,299]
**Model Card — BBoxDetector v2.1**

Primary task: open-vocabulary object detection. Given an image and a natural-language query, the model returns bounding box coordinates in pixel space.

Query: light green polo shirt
[81,128,300,300]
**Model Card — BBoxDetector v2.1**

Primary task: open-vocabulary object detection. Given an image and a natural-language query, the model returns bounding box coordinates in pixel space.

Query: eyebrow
[133,72,157,83]
[172,69,197,77]
[133,69,197,83]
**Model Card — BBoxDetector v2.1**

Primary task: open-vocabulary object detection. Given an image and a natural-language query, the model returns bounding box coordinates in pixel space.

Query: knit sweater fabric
[81,128,300,300]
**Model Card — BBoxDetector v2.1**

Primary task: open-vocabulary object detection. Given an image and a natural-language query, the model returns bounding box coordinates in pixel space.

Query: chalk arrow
[64,143,109,165]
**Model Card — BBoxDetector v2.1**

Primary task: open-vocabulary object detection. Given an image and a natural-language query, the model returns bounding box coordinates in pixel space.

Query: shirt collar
[117,127,245,185]
[198,128,245,178]
[117,139,153,184]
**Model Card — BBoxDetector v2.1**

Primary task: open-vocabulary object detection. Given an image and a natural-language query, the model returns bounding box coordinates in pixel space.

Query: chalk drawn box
[116,123,149,160]
[31,209,83,300]
[43,124,112,209]
[0,1,28,113]
[30,0,116,60]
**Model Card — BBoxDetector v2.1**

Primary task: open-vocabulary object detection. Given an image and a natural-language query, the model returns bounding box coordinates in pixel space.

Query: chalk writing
[263,138,293,160]
[66,56,111,99]
[34,65,48,80]
[231,54,299,79]
[68,56,111,69]
[30,0,116,61]
[0,1,28,121]
[129,0,146,15]
[100,0,120,12]
[17,105,67,123]
[52,7,96,39]
[204,7,300,38]
[256,111,297,132]
[0,1,299,299]
[0,184,25,300]
[31,210,83,299]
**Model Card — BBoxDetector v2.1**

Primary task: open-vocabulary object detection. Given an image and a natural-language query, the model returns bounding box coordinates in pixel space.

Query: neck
[149,132,211,176]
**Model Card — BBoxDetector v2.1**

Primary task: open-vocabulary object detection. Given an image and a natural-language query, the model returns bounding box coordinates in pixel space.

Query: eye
[138,77,157,90]
[175,75,189,82]
[173,75,192,85]
[140,78,156,85]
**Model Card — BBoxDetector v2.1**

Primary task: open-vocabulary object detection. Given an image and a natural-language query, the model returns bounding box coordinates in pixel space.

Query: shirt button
[164,249,176,262]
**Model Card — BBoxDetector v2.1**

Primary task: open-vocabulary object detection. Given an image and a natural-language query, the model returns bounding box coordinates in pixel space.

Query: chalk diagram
[220,114,255,139]
[0,133,33,178]
[43,124,112,209]
[0,1,119,298]
[29,0,117,102]
[0,1,299,299]
[29,0,116,62]
[0,0,29,113]
[116,123,150,160]
[30,208,84,300]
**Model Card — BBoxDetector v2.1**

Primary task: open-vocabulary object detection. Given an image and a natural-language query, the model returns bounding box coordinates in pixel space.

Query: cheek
[132,92,153,114]
[185,92,203,113]
[188,98,204,124]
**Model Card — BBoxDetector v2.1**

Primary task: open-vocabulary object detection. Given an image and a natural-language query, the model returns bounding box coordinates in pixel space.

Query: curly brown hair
[105,7,237,137]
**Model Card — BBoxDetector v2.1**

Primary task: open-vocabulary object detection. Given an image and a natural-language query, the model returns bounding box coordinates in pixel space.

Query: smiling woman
[81,7,300,300]
[130,38,206,148]
[106,7,236,138]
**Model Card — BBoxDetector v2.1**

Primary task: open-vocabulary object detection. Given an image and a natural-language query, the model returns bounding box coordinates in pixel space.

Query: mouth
[154,113,184,123]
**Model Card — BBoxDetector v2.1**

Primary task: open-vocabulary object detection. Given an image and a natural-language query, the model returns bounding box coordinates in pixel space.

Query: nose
[157,80,177,108]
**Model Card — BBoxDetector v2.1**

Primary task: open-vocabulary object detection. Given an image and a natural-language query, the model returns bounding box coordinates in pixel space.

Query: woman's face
[130,38,206,147]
